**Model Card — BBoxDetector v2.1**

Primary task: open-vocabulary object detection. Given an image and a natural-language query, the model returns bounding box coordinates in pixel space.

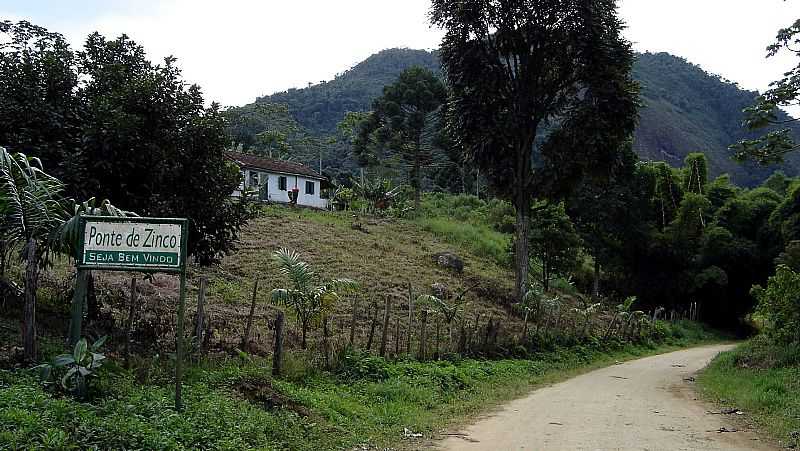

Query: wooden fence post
[272,310,285,376]
[366,301,378,351]
[124,277,137,366]
[242,278,259,351]
[406,284,414,354]
[194,277,208,350]
[349,295,359,347]
[418,309,428,360]
[379,296,392,357]
[435,317,441,360]
[394,316,401,356]
[458,324,467,354]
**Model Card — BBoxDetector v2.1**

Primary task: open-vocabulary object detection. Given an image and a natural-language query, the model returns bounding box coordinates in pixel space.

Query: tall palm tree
[0,147,67,361]
[270,248,358,349]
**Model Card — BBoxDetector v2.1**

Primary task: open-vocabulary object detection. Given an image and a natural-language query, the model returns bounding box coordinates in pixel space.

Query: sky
[1,0,799,108]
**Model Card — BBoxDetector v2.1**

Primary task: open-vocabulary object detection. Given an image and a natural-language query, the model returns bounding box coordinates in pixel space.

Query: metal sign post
[76,216,189,410]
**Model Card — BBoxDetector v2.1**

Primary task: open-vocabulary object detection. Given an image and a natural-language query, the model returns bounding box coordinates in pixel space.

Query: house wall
[232,168,327,209]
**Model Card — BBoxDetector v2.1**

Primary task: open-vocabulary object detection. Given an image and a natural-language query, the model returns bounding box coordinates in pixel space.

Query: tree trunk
[521,309,529,342]
[22,239,38,362]
[412,141,422,213]
[301,318,308,350]
[272,311,285,376]
[514,199,531,301]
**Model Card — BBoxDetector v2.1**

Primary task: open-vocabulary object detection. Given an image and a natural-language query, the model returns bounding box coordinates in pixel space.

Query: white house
[227,152,329,209]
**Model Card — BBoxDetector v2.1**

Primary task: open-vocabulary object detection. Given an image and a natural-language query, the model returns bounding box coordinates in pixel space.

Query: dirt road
[437,345,775,451]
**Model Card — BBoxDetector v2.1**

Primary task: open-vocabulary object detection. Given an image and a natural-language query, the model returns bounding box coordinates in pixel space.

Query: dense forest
[229,48,800,187]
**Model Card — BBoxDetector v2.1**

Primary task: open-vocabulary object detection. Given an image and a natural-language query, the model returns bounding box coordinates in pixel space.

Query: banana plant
[0,148,68,361]
[271,248,359,349]
[573,302,602,338]
[604,296,636,340]
[37,336,108,399]
[51,197,135,346]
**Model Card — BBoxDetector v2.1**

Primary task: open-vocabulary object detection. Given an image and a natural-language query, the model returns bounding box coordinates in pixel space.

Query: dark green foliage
[635,52,800,186]
[261,49,441,135]
[731,19,800,165]
[354,67,447,210]
[0,21,86,187]
[0,22,254,265]
[431,0,639,300]
[231,48,800,190]
[752,265,800,345]
[528,203,582,291]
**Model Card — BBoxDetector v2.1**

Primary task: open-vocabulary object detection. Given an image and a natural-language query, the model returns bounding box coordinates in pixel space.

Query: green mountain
[239,48,800,186]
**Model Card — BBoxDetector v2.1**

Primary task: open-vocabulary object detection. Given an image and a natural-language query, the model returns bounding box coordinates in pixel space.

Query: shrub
[752,265,800,345]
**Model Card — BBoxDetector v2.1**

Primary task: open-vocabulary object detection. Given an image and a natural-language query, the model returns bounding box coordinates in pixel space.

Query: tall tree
[732,18,800,164]
[0,23,254,265]
[431,0,639,300]
[0,21,85,186]
[529,202,581,291]
[354,67,447,211]
[76,33,252,264]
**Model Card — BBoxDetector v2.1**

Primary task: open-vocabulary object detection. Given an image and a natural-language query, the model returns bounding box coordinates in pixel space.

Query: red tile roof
[226,152,325,180]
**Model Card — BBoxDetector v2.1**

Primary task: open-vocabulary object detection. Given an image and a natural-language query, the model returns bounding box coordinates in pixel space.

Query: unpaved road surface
[438,345,775,451]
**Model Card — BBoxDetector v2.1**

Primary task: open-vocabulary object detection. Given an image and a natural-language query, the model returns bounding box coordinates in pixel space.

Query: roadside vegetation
[1,320,720,450]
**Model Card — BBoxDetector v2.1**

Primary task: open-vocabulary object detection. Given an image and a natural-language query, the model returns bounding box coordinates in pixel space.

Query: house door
[260,175,269,201]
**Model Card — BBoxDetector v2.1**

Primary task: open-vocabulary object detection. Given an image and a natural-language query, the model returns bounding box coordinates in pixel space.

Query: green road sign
[75,215,190,410]
[77,216,187,273]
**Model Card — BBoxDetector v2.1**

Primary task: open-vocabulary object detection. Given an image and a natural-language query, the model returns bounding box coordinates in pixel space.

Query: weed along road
[437,345,775,451]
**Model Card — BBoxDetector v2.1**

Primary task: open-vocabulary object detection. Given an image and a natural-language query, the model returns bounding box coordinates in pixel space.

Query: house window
[248,171,259,187]
[278,176,287,191]
[305,181,315,195]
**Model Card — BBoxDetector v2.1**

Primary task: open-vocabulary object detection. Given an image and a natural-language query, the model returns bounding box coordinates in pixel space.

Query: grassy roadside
[0,321,723,450]
[696,338,800,449]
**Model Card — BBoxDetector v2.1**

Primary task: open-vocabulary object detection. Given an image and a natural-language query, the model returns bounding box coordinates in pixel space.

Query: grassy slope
[0,322,721,450]
[84,204,517,352]
[697,339,800,448]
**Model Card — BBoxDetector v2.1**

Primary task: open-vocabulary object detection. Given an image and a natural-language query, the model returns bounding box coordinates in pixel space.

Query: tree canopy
[431,0,639,300]
[0,21,253,265]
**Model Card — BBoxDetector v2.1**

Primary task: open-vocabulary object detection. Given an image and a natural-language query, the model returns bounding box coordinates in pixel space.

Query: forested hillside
[237,48,800,186]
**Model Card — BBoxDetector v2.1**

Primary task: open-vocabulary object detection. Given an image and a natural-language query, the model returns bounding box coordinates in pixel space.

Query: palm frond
[50,197,136,257]
[0,148,67,255]
[272,248,315,290]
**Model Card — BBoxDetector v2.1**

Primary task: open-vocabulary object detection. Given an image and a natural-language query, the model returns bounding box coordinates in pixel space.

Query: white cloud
[4,1,799,109]
[49,0,443,107]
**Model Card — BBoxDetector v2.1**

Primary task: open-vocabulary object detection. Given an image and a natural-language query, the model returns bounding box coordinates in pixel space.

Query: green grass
[415,216,510,266]
[0,321,722,450]
[697,338,800,448]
